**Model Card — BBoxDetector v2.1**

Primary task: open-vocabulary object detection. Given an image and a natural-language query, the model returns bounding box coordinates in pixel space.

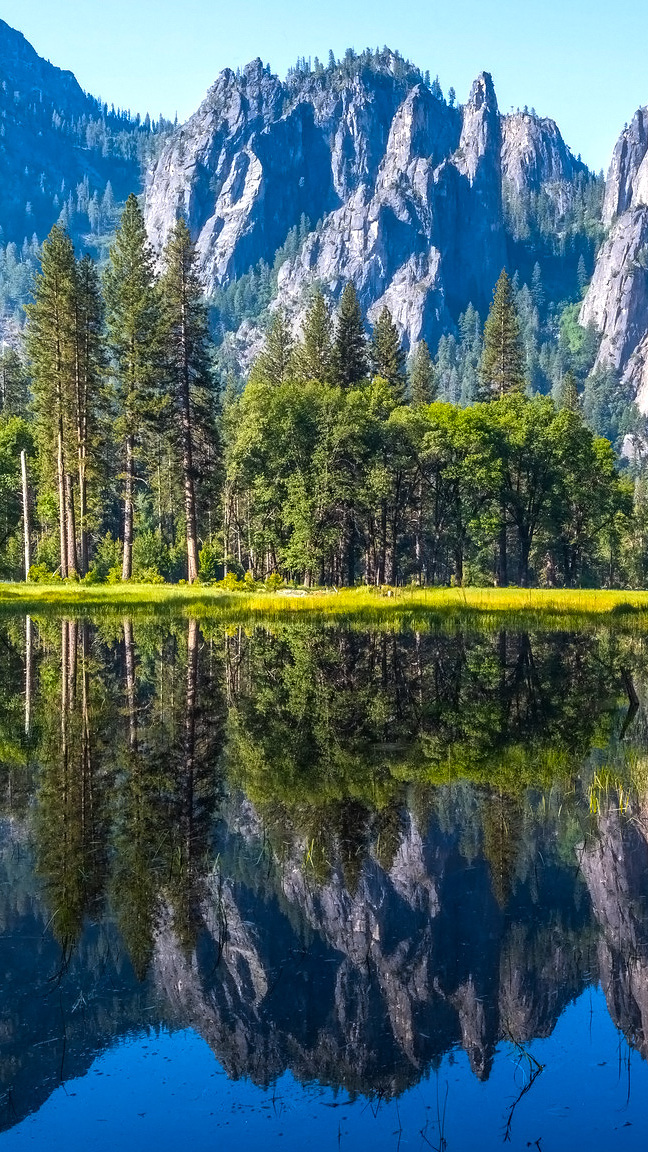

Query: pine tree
[104,194,159,580]
[577,254,588,295]
[370,306,407,398]
[72,255,105,574]
[409,340,436,404]
[556,370,579,412]
[333,283,368,387]
[479,270,526,399]
[26,225,77,576]
[530,262,545,311]
[0,346,30,417]
[159,217,215,584]
[295,289,333,382]
[252,309,294,385]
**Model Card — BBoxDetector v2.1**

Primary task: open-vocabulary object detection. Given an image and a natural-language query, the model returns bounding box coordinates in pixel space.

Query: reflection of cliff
[580,796,648,1058]
[153,795,594,1094]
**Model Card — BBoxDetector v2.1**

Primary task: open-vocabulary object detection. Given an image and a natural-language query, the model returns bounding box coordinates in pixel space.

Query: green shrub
[198,541,221,583]
[28,563,60,583]
[85,533,123,583]
[136,567,166,585]
[265,573,284,592]
[132,530,170,580]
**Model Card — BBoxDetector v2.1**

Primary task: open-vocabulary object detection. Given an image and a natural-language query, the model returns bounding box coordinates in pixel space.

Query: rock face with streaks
[145,58,585,352]
[580,107,648,409]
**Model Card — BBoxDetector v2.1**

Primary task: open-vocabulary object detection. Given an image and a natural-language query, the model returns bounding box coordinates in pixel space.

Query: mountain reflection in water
[1,614,648,1144]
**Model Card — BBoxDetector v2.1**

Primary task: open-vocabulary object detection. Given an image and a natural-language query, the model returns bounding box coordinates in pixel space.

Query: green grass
[3,582,648,629]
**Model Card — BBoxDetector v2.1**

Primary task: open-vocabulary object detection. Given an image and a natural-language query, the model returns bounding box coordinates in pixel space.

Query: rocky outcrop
[501,112,588,210]
[580,107,648,409]
[602,107,648,225]
[145,59,585,352]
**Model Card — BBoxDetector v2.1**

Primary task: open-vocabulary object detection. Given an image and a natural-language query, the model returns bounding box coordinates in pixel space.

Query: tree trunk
[179,282,199,584]
[122,434,134,580]
[346,509,356,586]
[77,458,87,576]
[378,502,387,584]
[20,449,30,580]
[65,473,77,577]
[496,502,508,587]
[57,428,68,578]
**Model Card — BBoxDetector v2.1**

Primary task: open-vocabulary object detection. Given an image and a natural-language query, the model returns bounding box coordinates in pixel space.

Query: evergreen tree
[252,310,294,385]
[26,225,77,576]
[72,255,105,574]
[333,283,368,387]
[370,306,406,399]
[409,340,436,404]
[103,194,159,580]
[556,370,579,412]
[531,262,545,311]
[159,217,215,584]
[479,270,526,399]
[0,346,30,417]
[296,290,333,382]
[577,254,588,294]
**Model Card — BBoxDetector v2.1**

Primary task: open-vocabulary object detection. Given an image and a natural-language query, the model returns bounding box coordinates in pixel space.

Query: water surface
[1,615,648,1148]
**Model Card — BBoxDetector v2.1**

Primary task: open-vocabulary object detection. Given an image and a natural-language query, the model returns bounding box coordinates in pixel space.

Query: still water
[1,614,648,1148]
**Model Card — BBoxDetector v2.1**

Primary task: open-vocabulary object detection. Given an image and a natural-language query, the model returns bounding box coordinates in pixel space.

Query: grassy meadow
[3,582,648,629]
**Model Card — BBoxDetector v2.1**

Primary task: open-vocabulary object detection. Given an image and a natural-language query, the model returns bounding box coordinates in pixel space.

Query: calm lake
[2,613,648,1149]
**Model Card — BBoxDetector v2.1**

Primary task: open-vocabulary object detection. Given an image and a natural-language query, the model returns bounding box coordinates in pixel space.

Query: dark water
[2,615,648,1149]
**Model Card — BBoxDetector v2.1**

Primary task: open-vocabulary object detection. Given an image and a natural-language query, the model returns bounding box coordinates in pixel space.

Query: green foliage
[370,306,406,398]
[479,270,525,398]
[333,283,368,387]
[251,309,295,385]
[295,289,334,383]
[409,339,436,404]
[85,533,123,583]
[198,541,221,583]
[132,530,170,580]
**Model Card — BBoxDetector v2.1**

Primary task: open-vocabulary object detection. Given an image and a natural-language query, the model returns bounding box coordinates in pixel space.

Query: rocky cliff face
[145,58,585,352]
[580,107,648,409]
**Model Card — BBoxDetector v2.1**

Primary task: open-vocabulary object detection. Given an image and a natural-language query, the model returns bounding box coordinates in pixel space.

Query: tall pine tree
[251,309,294,385]
[159,217,215,584]
[72,255,105,574]
[409,340,436,404]
[333,283,368,387]
[370,306,406,399]
[26,225,77,577]
[479,270,525,400]
[295,290,333,382]
[104,194,159,581]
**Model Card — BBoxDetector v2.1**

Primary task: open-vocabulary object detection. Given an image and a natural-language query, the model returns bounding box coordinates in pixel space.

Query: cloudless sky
[1,0,647,172]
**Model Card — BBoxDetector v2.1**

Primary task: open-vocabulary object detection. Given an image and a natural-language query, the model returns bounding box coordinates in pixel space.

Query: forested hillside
[0,19,172,318]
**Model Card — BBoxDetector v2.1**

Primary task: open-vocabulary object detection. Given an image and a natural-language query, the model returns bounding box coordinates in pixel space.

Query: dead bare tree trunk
[20,449,30,580]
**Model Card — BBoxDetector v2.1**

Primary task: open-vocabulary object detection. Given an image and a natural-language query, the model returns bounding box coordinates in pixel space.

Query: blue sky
[2,0,647,172]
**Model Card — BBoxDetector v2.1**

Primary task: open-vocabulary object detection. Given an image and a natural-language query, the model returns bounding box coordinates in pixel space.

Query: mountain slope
[0,17,172,274]
[145,51,596,355]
